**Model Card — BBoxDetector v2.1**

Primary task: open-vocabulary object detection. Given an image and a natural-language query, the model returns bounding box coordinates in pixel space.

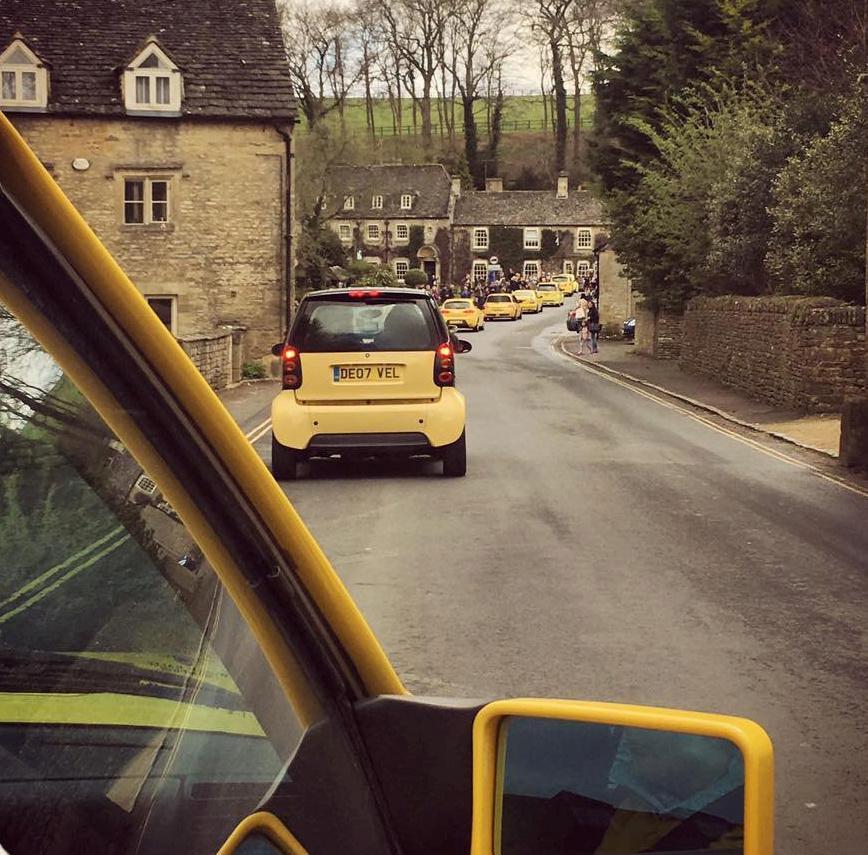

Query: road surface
[249,309,868,855]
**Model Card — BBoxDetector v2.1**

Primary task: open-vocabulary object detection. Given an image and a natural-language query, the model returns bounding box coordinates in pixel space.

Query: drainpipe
[275,120,296,336]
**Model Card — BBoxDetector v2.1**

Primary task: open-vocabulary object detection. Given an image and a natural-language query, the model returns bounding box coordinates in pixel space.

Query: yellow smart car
[512,289,543,313]
[483,292,523,321]
[0,111,775,855]
[536,282,566,307]
[440,297,485,331]
[552,273,579,295]
[271,288,469,479]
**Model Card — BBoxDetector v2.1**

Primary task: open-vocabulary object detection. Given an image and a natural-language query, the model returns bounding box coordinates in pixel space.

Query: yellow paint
[471,698,774,855]
[217,811,309,855]
[0,111,403,699]
[0,691,266,736]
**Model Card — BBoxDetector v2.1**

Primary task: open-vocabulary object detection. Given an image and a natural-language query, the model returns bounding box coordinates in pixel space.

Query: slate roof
[453,190,606,227]
[0,0,295,119]
[327,164,452,219]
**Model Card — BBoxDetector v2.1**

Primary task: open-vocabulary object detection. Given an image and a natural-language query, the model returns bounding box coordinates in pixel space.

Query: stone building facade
[326,164,455,285]
[1,0,295,361]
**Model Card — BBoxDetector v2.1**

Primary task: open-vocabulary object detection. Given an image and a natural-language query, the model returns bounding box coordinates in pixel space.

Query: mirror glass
[499,716,745,855]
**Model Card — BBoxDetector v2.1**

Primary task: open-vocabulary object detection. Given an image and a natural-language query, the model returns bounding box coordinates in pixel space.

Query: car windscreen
[486,295,511,303]
[291,298,441,352]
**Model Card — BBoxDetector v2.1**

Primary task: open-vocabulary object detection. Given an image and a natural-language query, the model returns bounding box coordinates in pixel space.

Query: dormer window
[0,38,49,110]
[372,195,383,209]
[400,194,413,210]
[344,195,355,210]
[123,40,182,115]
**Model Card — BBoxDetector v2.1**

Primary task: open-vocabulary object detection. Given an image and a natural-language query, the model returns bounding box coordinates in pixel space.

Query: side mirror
[452,336,472,354]
[471,700,773,855]
[271,342,285,357]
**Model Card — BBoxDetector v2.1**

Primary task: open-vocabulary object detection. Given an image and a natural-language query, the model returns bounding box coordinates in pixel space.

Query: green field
[299,94,595,138]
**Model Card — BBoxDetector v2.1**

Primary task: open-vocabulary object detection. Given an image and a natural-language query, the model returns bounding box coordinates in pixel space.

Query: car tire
[441,431,466,477]
[271,433,299,481]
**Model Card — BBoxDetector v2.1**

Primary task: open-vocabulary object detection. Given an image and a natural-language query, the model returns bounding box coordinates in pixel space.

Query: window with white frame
[523,227,541,250]
[123,177,170,225]
[523,260,540,279]
[146,296,177,334]
[0,39,49,110]
[394,223,409,242]
[472,228,489,251]
[366,223,380,242]
[563,261,574,275]
[344,195,355,211]
[394,259,409,280]
[472,260,488,282]
[400,194,413,210]
[576,260,591,279]
[123,41,182,114]
[576,228,593,249]
[338,224,352,242]
[372,195,383,209]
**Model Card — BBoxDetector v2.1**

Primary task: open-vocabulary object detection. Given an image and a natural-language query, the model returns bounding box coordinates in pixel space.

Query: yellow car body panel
[512,290,543,312]
[552,274,578,295]
[483,293,522,320]
[536,285,565,306]
[272,386,466,450]
[441,298,484,330]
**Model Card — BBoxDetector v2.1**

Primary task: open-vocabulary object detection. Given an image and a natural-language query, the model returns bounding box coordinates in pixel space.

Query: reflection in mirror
[499,716,745,855]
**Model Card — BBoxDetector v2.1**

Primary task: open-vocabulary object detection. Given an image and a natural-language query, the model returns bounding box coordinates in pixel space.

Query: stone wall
[597,250,635,327]
[10,115,287,360]
[681,296,866,413]
[179,334,233,391]
[634,304,683,359]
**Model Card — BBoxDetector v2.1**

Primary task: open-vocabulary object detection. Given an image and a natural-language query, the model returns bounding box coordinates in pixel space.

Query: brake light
[434,342,454,387]
[282,345,302,390]
[348,289,380,298]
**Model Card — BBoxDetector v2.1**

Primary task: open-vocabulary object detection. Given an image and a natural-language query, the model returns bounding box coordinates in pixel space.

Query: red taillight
[434,342,454,387]
[282,345,302,390]
[348,289,380,298]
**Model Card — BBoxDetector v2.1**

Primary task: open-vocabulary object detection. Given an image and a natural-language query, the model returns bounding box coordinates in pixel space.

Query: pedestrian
[575,291,589,327]
[587,299,601,353]
[578,319,593,355]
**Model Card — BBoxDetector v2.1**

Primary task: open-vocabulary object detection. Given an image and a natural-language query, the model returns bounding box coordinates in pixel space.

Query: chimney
[556,172,568,199]
[485,177,503,193]
[451,176,461,197]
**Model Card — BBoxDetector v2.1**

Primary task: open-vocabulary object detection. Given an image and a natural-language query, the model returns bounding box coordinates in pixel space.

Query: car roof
[485,292,512,297]
[443,297,473,302]
[304,287,433,300]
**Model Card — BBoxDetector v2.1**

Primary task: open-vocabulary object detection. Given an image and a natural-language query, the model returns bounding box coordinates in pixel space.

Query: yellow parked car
[536,282,566,307]
[440,297,485,331]
[552,273,579,295]
[483,292,523,321]
[271,288,470,479]
[512,289,543,313]
[0,112,775,855]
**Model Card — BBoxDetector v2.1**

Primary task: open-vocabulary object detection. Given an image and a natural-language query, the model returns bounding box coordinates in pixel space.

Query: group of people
[574,290,601,355]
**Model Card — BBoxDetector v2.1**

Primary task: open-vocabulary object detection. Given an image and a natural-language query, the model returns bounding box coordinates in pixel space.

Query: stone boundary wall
[680,296,866,413]
[634,305,683,360]
[179,333,233,391]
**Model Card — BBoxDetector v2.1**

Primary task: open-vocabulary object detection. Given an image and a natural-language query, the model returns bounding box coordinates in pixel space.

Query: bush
[358,266,398,289]
[403,268,428,288]
[241,361,267,380]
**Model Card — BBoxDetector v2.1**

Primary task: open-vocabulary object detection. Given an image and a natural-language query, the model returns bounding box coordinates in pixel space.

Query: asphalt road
[249,308,868,855]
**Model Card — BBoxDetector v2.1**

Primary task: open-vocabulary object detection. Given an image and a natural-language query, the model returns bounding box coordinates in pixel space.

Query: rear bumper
[272,387,466,452]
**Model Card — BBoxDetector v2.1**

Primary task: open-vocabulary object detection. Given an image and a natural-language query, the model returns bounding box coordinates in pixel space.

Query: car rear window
[514,291,533,297]
[486,295,510,303]
[291,297,441,352]
[538,285,556,291]
[443,300,470,309]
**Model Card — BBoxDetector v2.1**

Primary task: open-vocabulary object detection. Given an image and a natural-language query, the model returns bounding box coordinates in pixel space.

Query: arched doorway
[416,244,440,285]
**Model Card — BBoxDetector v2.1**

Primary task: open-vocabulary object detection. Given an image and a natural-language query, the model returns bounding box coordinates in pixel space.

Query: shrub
[241,361,267,380]
[403,268,428,288]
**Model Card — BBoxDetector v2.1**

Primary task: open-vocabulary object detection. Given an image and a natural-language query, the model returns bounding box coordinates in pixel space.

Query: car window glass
[443,301,468,309]
[0,306,305,855]
[487,295,509,303]
[292,298,439,352]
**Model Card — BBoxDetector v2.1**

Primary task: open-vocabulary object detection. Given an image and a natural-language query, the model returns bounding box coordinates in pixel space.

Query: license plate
[333,364,403,382]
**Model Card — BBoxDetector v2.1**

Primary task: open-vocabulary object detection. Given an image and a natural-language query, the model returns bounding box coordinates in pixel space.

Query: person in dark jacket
[587,300,601,353]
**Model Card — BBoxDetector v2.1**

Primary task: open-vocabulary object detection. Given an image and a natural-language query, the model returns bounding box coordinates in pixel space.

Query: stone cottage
[0,0,296,363]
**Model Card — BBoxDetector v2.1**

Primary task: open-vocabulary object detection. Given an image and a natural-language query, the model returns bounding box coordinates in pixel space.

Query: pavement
[562,338,842,457]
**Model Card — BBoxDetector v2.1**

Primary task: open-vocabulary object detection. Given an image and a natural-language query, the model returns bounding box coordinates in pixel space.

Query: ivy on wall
[407,225,425,266]
[435,227,452,281]
[488,226,525,275]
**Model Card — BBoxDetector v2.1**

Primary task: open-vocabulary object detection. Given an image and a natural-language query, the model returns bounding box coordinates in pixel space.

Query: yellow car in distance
[513,289,543,313]
[483,292,523,321]
[552,273,579,295]
[535,282,565,307]
[440,297,485,331]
